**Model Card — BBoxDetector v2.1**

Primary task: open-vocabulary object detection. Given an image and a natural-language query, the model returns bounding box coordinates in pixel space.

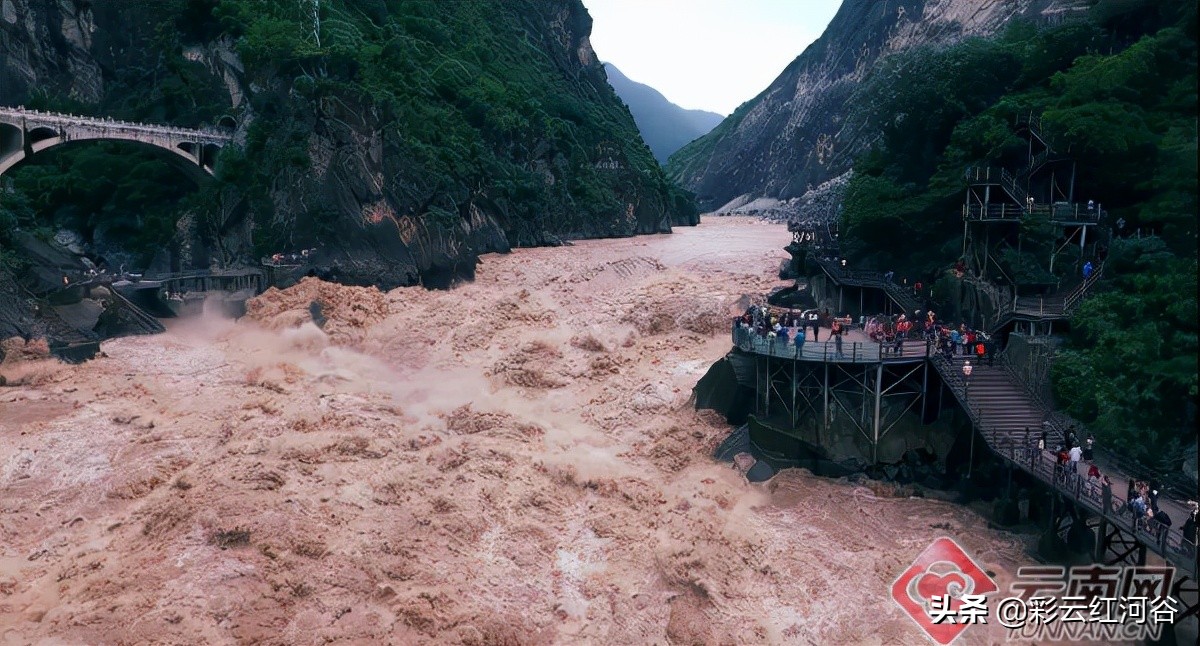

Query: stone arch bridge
[0,107,233,181]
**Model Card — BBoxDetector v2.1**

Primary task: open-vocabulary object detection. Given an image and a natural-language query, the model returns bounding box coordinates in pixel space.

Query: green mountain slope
[836,0,1197,468]
[0,0,698,291]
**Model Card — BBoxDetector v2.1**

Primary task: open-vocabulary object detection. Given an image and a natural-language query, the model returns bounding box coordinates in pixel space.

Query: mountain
[666,0,1093,211]
[602,63,724,164]
[0,0,698,306]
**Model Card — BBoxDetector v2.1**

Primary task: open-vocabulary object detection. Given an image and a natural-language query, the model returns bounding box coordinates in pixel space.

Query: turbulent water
[0,217,1036,644]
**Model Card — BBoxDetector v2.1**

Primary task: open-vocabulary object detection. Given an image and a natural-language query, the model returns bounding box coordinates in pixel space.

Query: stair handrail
[1023,148,1055,178]
[999,168,1028,206]
[1015,112,1048,146]
[1063,262,1104,314]
[984,248,1018,288]
[941,353,1195,575]
[964,165,1033,207]
[108,289,166,334]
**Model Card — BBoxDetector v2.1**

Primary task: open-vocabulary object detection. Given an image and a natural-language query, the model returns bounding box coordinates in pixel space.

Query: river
[1,217,1037,644]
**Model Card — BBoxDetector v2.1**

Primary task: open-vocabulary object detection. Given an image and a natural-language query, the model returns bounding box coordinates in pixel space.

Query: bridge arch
[0,107,234,181]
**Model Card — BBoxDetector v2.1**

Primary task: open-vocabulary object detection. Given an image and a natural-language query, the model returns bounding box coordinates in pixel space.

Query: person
[1130,493,1148,520]
[1069,444,1082,464]
[884,270,894,283]
[1083,434,1094,461]
[1037,431,1047,451]
[914,281,923,295]
[950,328,962,355]
[807,310,820,342]
[974,339,986,363]
[1154,509,1172,528]
[1087,463,1101,480]
[1182,502,1198,552]
[794,326,805,353]
[1066,426,1078,449]
[1087,199,1095,213]
[1083,261,1094,279]
[832,319,844,356]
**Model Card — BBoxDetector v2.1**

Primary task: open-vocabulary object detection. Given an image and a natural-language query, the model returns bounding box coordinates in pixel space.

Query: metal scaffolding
[750,350,931,465]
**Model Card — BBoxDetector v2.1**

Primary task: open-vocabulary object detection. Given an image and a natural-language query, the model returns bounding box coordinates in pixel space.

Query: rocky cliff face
[667,0,1091,211]
[0,0,102,104]
[1,0,695,294]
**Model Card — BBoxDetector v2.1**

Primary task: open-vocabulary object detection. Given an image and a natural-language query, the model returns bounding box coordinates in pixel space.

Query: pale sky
[583,0,843,116]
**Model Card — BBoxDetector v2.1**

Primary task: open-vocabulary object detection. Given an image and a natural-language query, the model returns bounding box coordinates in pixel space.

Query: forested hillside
[0,0,696,289]
[837,0,1196,468]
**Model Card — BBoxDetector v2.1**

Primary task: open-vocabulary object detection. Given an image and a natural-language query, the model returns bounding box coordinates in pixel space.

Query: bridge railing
[0,106,232,141]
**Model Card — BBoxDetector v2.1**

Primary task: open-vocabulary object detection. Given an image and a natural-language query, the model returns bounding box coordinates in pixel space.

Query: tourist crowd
[735,305,853,355]
[734,304,1001,364]
[1034,424,1196,550]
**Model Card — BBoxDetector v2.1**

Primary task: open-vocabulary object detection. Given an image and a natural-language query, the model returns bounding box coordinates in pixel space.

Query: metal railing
[1063,263,1104,314]
[732,324,933,364]
[996,440,1196,576]
[963,201,1104,224]
[811,257,928,318]
[966,166,1029,206]
[1015,112,1043,136]
[933,354,1196,576]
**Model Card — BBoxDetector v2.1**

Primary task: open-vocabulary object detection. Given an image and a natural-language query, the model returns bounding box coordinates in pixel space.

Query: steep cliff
[1,0,697,294]
[666,0,1091,210]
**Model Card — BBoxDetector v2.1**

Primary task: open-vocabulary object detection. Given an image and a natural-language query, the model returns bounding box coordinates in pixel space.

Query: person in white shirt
[1069,445,1083,463]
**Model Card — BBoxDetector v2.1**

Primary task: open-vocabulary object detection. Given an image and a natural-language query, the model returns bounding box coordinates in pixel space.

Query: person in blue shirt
[1083,261,1094,279]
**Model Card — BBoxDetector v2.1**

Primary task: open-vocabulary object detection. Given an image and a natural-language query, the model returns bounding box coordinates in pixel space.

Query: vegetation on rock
[0,0,696,284]
[838,0,1196,468]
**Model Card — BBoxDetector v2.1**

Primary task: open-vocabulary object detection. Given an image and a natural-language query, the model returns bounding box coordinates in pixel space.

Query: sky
[582,0,844,116]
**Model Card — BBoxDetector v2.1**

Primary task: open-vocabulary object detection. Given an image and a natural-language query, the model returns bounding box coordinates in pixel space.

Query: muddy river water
[1,217,1040,644]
